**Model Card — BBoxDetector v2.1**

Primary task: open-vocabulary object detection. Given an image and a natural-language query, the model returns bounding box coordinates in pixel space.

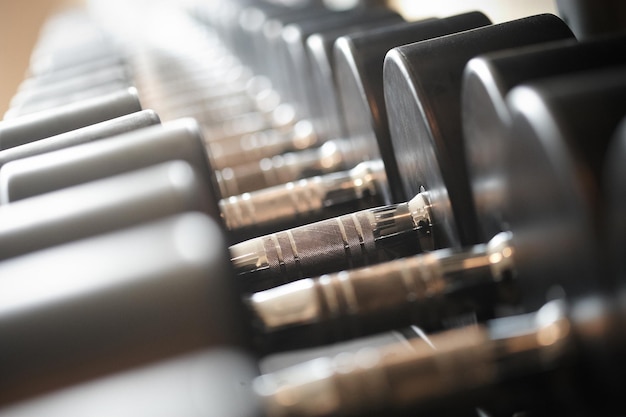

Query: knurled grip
[231,206,419,291]
[220,177,327,231]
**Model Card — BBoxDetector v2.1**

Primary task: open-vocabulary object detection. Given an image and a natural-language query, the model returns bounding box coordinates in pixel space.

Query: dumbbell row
[0,11,572,274]
[1,1,624,414]
[0,4,616,316]
[0,1,616,324]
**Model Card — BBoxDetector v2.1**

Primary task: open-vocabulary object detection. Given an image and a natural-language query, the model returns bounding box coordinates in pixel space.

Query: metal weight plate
[253,5,334,80]
[279,7,401,119]
[0,119,222,226]
[385,14,574,248]
[0,349,259,417]
[305,14,406,140]
[0,88,142,150]
[463,34,626,243]
[0,110,160,168]
[0,213,247,405]
[335,12,492,204]
[0,161,208,261]
[503,66,626,313]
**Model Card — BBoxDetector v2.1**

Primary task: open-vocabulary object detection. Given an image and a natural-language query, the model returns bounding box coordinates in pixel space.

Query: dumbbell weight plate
[463,34,626,243]
[385,14,574,248]
[0,161,209,261]
[503,66,626,313]
[0,213,248,405]
[305,14,406,139]
[0,110,160,168]
[0,88,142,150]
[277,7,402,119]
[0,349,259,417]
[334,12,492,203]
[0,120,220,223]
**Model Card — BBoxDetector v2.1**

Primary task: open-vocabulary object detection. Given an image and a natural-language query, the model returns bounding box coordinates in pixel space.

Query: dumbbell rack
[0,0,624,415]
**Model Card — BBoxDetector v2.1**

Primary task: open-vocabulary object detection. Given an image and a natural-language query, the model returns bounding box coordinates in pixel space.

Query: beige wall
[0,0,83,116]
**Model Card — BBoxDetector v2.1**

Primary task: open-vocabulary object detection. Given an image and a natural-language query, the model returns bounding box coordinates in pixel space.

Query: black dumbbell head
[0,88,143,150]
[0,213,250,404]
[385,14,574,248]
[463,34,626,243]
[305,13,405,139]
[335,12,492,204]
[504,66,626,313]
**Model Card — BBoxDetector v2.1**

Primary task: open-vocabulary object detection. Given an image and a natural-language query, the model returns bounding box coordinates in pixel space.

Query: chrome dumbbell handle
[230,192,433,292]
[220,160,388,238]
[248,232,514,351]
[256,300,576,417]
[215,137,369,197]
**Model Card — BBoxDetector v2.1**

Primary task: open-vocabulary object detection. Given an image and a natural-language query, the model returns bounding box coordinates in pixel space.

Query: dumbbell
[4,283,622,416]
[0,110,160,168]
[0,211,250,405]
[0,160,216,260]
[244,54,626,352]
[0,88,143,150]
[0,4,584,310]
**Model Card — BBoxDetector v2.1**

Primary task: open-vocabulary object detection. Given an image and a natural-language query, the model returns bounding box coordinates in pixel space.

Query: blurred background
[0,0,556,116]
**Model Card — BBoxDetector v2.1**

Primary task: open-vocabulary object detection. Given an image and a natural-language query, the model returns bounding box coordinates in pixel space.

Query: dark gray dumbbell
[0,120,219,219]
[385,14,574,248]
[0,110,159,168]
[0,13,577,294]
[272,7,402,119]
[463,34,626,246]
[0,213,249,406]
[244,62,626,352]
[0,88,142,150]
[0,160,212,261]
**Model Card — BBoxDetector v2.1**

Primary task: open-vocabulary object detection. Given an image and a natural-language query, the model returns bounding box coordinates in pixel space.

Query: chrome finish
[220,160,388,235]
[248,232,514,350]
